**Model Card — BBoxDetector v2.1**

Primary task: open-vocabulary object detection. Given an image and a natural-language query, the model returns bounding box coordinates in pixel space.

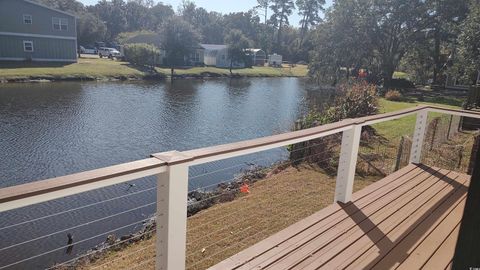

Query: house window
[23,41,34,52]
[23,14,32,24]
[52,17,68,31]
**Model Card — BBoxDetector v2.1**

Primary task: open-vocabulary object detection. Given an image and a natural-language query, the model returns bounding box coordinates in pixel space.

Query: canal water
[0,78,334,269]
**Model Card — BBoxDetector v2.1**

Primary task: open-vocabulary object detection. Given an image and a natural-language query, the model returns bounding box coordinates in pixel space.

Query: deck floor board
[208,164,470,270]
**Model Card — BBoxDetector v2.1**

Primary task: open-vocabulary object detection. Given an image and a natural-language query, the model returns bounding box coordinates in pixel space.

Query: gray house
[0,0,77,62]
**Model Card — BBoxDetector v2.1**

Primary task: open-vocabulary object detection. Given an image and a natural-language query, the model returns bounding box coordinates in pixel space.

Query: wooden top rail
[0,158,166,212]
[1,105,479,212]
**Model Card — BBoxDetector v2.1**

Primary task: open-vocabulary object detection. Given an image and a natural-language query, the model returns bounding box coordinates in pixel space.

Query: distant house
[123,33,204,66]
[201,44,245,68]
[0,0,77,62]
[247,49,267,66]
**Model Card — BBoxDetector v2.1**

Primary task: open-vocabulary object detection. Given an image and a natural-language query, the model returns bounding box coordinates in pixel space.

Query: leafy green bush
[124,43,161,68]
[385,90,403,101]
[301,81,379,128]
[290,82,379,170]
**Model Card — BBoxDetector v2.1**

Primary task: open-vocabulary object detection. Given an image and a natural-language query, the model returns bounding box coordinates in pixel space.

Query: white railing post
[409,109,428,164]
[334,125,362,203]
[154,151,191,270]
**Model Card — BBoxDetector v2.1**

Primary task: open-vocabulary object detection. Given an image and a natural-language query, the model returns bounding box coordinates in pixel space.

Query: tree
[77,12,107,45]
[309,0,373,85]
[296,0,325,44]
[91,0,128,40]
[450,2,480,85]
[225,30,252,74]
[149,3,175,30]
[425,0,469,84]
[310,0,434,87]
[35,0,84,13]
[124,1,150,31]
[270,0,295,51]
[255,0,274,54]
[256,0,270,24]
[158,16,200,78]
[223,11,260,43]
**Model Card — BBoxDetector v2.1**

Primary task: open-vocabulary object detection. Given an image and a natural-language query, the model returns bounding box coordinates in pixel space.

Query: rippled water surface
[0,78,333,269]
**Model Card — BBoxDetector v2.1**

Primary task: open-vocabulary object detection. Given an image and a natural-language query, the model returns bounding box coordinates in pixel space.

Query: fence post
[410,110,428,164]
[335,125,362,203]
[394,136,406,172]
[154,151,191,270]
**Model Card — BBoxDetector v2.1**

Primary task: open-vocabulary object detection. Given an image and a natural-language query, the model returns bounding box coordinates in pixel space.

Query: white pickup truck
[98,47,121,59]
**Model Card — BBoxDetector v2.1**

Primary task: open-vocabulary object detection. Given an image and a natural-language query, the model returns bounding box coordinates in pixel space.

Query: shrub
[290,82,379,169]
[123,43,161,68]
[385,90,403,101]
[301,81,379,128]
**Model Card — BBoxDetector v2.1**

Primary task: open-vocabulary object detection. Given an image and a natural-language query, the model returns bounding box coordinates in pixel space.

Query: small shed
[247,49,267,66]
[268,54,283,67]
[200,44,244,68]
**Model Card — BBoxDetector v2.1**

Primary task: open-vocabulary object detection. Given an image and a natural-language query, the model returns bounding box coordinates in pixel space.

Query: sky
[77,0,333,27]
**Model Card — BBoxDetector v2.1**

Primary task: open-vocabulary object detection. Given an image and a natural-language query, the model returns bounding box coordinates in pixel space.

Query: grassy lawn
[374,97,463,140]
[0,59,308,81]
[156,64,308,77]
[0,58,144,80]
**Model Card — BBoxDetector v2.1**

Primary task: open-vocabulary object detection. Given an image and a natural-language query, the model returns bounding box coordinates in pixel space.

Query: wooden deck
[209,164,470,270]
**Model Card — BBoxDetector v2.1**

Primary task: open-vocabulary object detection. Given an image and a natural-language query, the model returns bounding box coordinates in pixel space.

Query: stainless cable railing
[0,105,479,270]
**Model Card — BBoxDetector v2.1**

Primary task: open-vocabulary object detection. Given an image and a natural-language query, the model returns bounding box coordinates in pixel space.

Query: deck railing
[0,105,479,270]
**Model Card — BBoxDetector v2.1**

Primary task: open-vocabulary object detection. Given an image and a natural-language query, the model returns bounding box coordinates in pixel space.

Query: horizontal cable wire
[190,146,338,192]
[60,151,337,268]
[187,154,336,234]
[187,153,336,209]
[187,154,337,233]
[0,217,153,270]
[2,137,338,232]
[189,155,282,181]
[129,257,155,270]
[2,139,341,269]
[0,202,156,252]
[47,228,156,270]
[189,135,341,181]
[188,189,324,247]
[88,243,155,270]
[190,178,334,252]
[190,198,325,269]
[0,186,156,232]
[187,192,321,256]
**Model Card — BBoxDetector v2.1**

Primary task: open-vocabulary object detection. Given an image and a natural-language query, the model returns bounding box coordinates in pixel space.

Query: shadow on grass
[398,89,466,107]
[0,61,72,68]
[423,96,465,107]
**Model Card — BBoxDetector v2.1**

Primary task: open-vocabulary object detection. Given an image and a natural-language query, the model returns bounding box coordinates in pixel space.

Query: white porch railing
[0,105,479,270]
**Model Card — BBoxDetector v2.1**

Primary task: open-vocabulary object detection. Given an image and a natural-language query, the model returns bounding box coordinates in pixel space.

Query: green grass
[393,71,410,80]
[374,98,462,141]
[0,59,308,82]
[156,64,308,77]
[0,58,144,80]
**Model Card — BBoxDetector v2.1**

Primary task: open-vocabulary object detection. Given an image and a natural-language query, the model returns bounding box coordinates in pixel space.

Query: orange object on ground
[240,183,250,194]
